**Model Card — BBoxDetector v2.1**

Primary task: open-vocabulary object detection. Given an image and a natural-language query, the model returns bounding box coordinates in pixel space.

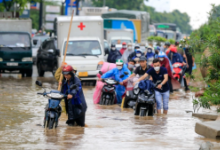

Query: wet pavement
[0,66,220,149]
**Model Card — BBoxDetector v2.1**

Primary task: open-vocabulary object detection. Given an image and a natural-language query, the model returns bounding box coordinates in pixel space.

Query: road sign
[65,0,79,16]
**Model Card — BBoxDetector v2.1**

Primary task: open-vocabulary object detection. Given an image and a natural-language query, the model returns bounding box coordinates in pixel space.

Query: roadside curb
[192,113,218,120]
[195,120,220,138]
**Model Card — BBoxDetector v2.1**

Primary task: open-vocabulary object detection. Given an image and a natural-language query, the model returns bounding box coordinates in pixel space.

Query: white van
[55,16,105,80]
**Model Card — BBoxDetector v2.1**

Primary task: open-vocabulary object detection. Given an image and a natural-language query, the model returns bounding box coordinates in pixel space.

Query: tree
[91,0,146,10]
[0,0,40,13]
[141,5,192,34]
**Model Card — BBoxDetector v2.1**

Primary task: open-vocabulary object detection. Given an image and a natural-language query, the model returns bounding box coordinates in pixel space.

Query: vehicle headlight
[0,57,2,62]
[47,93,64,99]
[97,61,103,70]
[126,91,129,96]
[134,88,140,95]
[22,57,33,62]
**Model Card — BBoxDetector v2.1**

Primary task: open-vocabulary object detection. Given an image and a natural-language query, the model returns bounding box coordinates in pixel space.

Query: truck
[0,19,33,77]
[102,10,150,43]
[54,16,106,80]
[104,29,134,49]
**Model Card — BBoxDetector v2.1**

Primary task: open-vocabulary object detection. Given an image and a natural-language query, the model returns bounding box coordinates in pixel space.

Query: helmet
[156,46,161,51]
[122,42,126,45]
[147,46,154,50]
[116,59,124,65]
[62,65,73,75]
[170,46,177,53]
[111,44,116,47]
[158,51,166,58]
[134,45,140,49]
[165,42,171,46]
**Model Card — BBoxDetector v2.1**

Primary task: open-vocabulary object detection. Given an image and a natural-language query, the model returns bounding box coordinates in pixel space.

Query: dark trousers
[67,113,86,127]
[168,76,173,93]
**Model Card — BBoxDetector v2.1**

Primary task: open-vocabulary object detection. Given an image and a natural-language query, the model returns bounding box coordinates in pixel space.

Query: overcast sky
[145,0,220,29]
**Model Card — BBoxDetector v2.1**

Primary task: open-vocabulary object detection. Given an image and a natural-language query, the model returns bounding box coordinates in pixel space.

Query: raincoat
[160,57,173,78]
[146,52,154,60]
[121,49,134,63]
[120,48,127,55]
[138,80,155,94]
[169,52,183,64]
[61,73,87,121]
[101,64,131,104]
[107,49,122,63]
[128,51,144,62]
[93,62,116,104]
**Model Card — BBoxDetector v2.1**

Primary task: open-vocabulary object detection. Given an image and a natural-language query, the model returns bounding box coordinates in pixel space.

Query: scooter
[123,82,140,109]
[36,81,77,129]
[99,71,128,105]
[134,80,161,117]
[172,62,186,83]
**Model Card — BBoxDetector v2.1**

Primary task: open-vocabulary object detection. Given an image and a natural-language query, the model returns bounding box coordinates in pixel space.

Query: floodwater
[0,67,220,150]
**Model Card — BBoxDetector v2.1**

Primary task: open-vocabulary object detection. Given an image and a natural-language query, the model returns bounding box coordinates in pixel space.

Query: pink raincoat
[93,62,116,104]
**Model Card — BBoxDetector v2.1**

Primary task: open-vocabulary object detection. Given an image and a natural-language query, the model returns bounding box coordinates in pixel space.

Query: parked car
[36,37,60,77]
[32,35,49,64]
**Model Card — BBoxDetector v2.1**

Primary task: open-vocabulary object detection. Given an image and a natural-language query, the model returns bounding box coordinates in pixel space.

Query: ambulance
[54,16,106,80]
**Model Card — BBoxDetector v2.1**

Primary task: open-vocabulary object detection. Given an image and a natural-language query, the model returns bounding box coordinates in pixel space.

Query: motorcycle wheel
[49,118,55,129]
[140,109,147,117]
[100,94,105,105]
[44,120,49,129]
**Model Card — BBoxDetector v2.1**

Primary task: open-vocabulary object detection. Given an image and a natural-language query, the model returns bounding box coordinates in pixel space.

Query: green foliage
[141,5,192,34]
[190,5,220,111]
[147,36,166,42]
[167,39,175,45]
[91,0,146,10]
[0,0,40,13]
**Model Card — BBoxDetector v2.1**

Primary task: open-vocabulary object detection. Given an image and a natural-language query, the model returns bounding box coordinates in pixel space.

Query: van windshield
[0,33,30,48]
[63,40,102,55]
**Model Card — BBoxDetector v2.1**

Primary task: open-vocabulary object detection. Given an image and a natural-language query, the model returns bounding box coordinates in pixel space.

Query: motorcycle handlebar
[37,93,44,95]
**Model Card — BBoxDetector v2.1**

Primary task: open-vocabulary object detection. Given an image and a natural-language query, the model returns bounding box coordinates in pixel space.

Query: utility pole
[39,0,43,30]
[76,0,79,16]
[103,0,106,7]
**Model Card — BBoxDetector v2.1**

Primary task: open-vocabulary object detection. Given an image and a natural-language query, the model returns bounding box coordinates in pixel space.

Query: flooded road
[0,67,220,149]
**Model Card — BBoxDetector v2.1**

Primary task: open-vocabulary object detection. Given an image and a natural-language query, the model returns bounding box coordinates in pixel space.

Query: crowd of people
[103,41,195,114]
[55,40,195,126]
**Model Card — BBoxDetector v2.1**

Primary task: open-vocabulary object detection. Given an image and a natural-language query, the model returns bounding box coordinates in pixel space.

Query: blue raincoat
[61,74,87,120]
[101,64,131,104]
[170,52,183,64]
[146,52,154,60]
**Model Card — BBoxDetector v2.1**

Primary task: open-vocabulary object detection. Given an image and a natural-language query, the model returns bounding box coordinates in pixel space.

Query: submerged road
[0,66,220,149]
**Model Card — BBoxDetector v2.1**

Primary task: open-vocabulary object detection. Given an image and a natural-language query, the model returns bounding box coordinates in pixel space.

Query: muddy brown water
[0,68,220,149]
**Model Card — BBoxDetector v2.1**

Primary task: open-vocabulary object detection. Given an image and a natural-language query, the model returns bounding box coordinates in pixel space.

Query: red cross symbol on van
[78,22,86,30]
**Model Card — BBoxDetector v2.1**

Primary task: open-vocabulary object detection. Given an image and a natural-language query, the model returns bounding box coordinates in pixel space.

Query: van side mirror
[105,48,109,56]
[33,39,38,45]
[36,81,42,86]
[56,49,60,56]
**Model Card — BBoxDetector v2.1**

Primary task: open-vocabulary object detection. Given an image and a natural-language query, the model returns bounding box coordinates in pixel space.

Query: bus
[154,23,178,40]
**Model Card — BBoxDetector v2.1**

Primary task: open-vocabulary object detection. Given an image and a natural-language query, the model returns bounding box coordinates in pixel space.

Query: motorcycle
[36,80,77,129]
[123,82,140,109]
[134,80,161,117]
[172,62,186,83]
[99,71,128,105]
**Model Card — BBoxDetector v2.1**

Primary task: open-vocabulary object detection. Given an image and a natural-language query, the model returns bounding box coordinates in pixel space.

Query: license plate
[7,63,18,66]
[78,72,88,77]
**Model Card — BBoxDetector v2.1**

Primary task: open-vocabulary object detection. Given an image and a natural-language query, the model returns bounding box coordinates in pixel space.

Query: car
[32,35,49,64]
[36,37,60,77]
